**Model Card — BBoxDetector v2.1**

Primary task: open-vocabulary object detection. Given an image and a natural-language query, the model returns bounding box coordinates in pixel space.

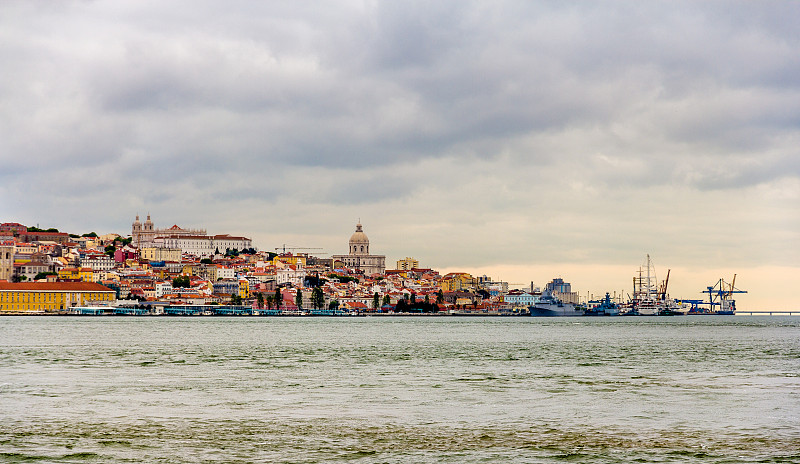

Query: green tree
[231,294,242,305]
[28,227,59,233]
[382,295,390,307]
[33,272,57,281]
[173,276,191,288]
[329,299,339,311]
[200,258,213,264]
[256,292,264,309]
[311,287,324,310]
[373,292,380,311]
[437,290,444,304]
[274,288,282,310]
[104,245,116,258]
[295,289,303,310]
[265,294,273,311]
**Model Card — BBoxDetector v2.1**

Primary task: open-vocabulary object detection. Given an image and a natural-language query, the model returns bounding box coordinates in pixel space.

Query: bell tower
[132,214,142,247]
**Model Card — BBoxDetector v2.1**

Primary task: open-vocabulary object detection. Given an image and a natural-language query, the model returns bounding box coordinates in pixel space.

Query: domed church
[332,222,386,276]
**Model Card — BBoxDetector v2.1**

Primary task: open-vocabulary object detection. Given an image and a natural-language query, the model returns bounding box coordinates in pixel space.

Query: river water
[1,316,798,463]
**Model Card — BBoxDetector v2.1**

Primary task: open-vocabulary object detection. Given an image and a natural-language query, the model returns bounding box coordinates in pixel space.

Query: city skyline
[1,1,798,310]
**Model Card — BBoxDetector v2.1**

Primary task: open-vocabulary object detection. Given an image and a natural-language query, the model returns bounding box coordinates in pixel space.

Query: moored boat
[528,294,583,316]
[585,293,620,316]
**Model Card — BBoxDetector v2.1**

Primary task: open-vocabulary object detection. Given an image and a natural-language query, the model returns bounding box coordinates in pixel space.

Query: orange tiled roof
[0,282,113,292]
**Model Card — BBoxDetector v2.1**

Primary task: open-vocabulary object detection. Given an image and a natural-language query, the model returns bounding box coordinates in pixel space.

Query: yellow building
[140,247,182,262]
[58,267,94,282]
[440,272,476,292]
[182,263,198,276]
[273,254,307,267]
[239,278,250,299]
[396,257,419,270]
[0,282,115,313]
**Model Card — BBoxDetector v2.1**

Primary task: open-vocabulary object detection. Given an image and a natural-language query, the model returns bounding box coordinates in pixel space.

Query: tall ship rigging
[627,254,683,316]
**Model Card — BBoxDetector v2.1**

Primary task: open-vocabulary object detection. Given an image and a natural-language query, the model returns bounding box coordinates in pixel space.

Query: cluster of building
[0,217,577,315]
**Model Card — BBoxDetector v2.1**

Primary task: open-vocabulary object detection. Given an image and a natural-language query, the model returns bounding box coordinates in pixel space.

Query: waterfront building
[396,257,419,270]
[331,223,386,276]
[213,279,240,296]
[154,281,173,298]
[503,289,538,307]
[0,282,115,312]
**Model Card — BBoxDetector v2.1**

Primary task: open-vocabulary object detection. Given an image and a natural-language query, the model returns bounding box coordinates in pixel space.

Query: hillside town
[0,216,571,315]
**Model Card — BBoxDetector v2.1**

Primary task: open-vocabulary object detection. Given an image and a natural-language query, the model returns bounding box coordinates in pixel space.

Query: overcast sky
[1,1,798,309]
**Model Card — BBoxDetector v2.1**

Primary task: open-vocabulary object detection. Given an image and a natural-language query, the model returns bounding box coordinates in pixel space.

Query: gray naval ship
[528,294,583,316]
[528,277,584,316]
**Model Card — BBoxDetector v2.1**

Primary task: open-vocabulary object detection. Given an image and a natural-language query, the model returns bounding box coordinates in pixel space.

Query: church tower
[142,214,155,245]
[132,214,142,248]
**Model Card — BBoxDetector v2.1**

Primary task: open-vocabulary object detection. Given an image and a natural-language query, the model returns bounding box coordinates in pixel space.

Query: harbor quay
[1,218,749,317]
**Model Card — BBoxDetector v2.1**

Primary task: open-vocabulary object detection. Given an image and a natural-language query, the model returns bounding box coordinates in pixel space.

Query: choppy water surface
[1,316,798,463]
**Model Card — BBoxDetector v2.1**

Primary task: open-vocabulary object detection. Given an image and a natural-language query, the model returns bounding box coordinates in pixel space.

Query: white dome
[349,223,369,245]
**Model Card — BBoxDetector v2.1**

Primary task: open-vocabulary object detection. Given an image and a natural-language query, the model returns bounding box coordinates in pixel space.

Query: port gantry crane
[703,274,747,313]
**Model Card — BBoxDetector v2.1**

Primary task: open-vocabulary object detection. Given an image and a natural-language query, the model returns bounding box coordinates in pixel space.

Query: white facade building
[155,281,173,298]
[216,266,236,280]
[503,290,539,307]
[80,253,115,272]
[276,265,306,287]
[153,234,253,258]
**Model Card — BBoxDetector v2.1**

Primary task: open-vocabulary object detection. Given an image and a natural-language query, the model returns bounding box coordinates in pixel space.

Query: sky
[1,1,798,310]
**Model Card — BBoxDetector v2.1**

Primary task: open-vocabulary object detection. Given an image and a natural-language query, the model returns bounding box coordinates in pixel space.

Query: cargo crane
[659,269,671,301]
[274,245,327,255]
[702,275,747,314]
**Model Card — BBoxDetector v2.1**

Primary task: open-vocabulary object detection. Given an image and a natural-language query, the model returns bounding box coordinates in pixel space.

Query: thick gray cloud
[0,0,798,302]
